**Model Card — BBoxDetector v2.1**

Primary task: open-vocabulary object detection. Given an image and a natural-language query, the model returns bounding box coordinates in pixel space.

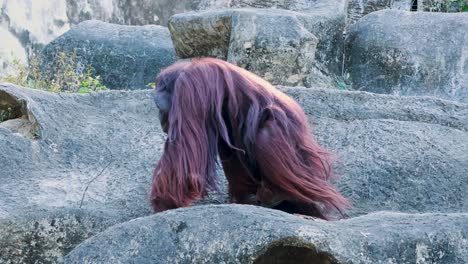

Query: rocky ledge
[62,205,468,264]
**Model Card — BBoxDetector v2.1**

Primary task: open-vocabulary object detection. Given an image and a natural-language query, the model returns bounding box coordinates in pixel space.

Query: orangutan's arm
[218,140,259,204]
[252,119,330,219]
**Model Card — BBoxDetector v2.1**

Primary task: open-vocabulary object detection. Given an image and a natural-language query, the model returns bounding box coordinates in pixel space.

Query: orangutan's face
[154,84,172,134]
[158,110,169,134]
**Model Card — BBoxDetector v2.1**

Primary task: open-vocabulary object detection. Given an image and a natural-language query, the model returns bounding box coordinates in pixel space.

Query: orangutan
[150,58,349,219]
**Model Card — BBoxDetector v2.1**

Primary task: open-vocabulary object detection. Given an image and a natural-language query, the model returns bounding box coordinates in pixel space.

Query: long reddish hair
[150,58,349,218]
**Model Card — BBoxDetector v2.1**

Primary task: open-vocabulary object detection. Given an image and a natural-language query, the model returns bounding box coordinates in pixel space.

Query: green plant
[423,0,468,12]
[439,0,468,11]
[0,51,108,93]
[77,66,107,94]
[1,55,29,87]
[48,51,108,93]
[448,0,468,11]
[335,72,350,90]
[336,80,348,90]
[146,82,156,89]
[0,107,14,122]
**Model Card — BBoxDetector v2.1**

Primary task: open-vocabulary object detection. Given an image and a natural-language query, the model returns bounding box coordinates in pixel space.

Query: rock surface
[170,9,319,87]
[39,20,176,90]
[62,205,468,264]
[1,83,467,262]
[170,1,348,87]
[346,0,412,25]
[0,209,124,264]
[0,83,161,263]
[0,84,165,218]
[65,0,204,26]
[346,10,468,103]
[198,0,347,13]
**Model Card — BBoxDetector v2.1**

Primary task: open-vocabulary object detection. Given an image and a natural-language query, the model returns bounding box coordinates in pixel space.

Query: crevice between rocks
[411,0,418,11]
[0,90,39,139]
[253,237,340,264]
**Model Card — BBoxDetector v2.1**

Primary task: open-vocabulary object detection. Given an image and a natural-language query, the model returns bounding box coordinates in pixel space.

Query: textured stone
[65,0,204,26]
[39,20,176,90]
[0,84,161,263]
[346,0,412,25]
[199,0,346,13]
[345,10,468,103]
[170,9,319,87]
[0,209,121,264]
[170,1,348,87]
[197,0,348,80]
[62,205,468,264]
[0,84,164,219]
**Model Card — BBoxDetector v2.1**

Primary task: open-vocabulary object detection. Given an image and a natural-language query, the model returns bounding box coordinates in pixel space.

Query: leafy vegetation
[422,0,468,12]
[146,82,156,89]
[336,80,349,90]
[77,66,108,94]
[446,0,468,11]
[0,51,107,93]
[0,107,14,122]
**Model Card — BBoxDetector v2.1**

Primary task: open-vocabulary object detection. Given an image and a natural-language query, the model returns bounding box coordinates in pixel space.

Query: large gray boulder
[40,20,176,90]
[63,205,468,263]
[0,84,163,218]
[198,0,346,13]
[345,10,468,103]
[66,0,204,26]
[170,9,319,87]
[170,0,348,87]
[1,83,467,262]
[0,83,162,263]
[0,209,125,264]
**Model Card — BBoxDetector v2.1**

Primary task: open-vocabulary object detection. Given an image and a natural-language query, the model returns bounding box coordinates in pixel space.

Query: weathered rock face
[0,84,167,218]
[170,1,348,87]
[1,83,467,263]
[39,20,176,90]
[199,0,346,12]
[170,9,319,87]
[345,10,468,103]
[62,205,468,264]
[0,209,124,264]
[0,83,160,263]
[65,0,203,26]
[346,0,412,25]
